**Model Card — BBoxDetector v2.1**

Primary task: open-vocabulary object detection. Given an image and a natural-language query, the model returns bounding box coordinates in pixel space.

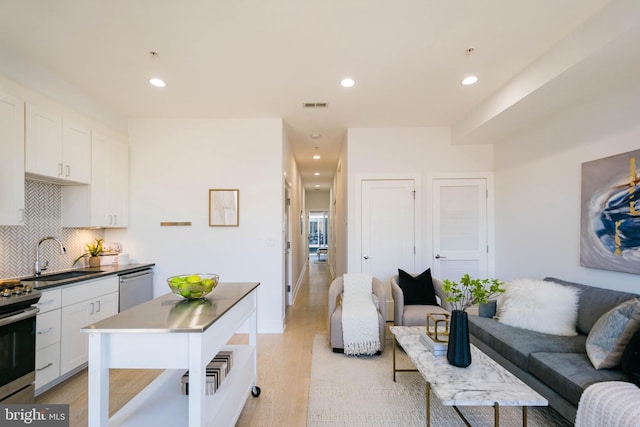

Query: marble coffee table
[390,326,548,427]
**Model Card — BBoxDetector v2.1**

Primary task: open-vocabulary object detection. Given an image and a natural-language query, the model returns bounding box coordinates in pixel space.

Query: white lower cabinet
[35,343,61,390]
[35,276,119,394]
[61,277,118,375]
[35,289,62,392]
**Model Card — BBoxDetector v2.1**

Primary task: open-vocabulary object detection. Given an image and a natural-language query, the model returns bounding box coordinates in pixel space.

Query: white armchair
[328,275,387,353]
[390,274,450,326]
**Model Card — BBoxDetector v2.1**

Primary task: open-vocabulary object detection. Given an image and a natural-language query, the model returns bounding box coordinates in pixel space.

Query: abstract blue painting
[581,149,640,274]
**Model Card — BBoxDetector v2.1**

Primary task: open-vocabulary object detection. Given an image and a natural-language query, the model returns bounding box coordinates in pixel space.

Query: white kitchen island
[82,282,260,427]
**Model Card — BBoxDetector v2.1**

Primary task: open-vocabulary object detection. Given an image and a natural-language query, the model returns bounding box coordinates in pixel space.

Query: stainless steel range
[0,282,42,403]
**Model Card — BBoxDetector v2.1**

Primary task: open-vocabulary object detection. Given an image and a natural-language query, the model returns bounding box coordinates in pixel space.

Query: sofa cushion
[497,279,579,336]
[586,298,640,369]
[544,277,639,335]
[397,268,438,306]
[468,315,587,372]
[529,352,630,406]
[621,328,640,386]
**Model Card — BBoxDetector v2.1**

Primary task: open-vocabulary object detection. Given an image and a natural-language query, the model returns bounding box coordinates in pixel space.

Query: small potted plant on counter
[442,274,505,367]
[72,238,104,268]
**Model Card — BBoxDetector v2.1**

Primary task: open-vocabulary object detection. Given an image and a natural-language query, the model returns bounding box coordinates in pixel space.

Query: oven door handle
[0,306,39,327]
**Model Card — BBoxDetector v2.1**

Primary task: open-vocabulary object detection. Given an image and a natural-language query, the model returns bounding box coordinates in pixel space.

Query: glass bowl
[167,273,219,300]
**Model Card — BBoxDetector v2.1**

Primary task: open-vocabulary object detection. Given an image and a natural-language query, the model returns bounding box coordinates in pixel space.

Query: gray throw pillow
[586,298,640,370]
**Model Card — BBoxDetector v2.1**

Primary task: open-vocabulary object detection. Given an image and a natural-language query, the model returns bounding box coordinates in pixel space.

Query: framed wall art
[209,189,239,227]
[580,149,640,274]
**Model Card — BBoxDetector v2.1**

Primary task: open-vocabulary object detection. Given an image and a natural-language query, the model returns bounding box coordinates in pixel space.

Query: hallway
[236,259,333,426]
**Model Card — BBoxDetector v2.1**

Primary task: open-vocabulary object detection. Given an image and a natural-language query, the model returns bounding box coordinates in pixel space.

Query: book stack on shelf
[419,331,448,357]
[181,350,234,395]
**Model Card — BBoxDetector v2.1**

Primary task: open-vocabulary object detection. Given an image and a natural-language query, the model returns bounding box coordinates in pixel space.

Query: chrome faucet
[35,237,67,276]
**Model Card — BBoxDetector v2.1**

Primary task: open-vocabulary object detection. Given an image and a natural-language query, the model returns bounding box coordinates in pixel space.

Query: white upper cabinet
[25,103,91,184]
[63,132,129,228]
[62,121,91,183]
[0,91,25,225]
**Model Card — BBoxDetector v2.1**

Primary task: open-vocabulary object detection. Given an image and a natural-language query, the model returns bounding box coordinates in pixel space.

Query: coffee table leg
[523,406,527,427]
[426,382,431,427]
[494,403,499,427]
[393,336,397,382]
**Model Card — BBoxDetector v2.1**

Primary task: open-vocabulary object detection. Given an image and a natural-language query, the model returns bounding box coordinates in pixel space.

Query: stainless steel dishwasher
[119,269,154,311]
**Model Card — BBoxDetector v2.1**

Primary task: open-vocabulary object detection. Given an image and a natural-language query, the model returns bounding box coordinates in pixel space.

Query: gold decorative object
[426,313,450,342]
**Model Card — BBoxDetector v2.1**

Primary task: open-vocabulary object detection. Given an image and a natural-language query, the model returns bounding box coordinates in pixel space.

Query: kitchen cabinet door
[35,342,61,391]
[62,132,128,227]
[60,291,119,375]
[25,103,91,184]
[25,103,63,179]
[60,298,91,375]
[62,120,91,184]
[0,91,25,225]
[60,276,119,375]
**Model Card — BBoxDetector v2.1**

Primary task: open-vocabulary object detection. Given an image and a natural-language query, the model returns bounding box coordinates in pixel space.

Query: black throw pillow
[397,268,438,306]
[621,328,640,387]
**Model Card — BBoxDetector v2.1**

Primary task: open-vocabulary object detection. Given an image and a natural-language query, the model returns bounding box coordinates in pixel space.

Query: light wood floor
[35,259,332,427]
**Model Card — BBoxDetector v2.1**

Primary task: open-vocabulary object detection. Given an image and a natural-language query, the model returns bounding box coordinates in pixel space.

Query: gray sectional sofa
[463,277,638,423]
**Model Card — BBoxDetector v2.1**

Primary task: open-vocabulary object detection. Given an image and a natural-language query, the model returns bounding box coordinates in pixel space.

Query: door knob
[435,254,447,259]
[363,255,370,260]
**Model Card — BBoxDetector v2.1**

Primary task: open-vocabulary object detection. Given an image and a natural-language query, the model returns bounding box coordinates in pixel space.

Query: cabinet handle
[37,327,54,335]
[65,165,70,177]
[38,299,55,306]
[96,300,101,313]
[113,215,117,225]
[89,302,95,315]
[58,163,63,176]
[36,362,53,372]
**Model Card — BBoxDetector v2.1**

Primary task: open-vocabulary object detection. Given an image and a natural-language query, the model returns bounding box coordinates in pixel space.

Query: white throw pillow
[496,279,579,336]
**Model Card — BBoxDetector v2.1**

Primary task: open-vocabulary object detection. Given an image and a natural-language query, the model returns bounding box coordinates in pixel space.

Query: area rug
[307,334,571,426]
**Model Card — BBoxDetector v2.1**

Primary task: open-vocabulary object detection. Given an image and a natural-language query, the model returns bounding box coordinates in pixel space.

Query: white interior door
[432,178,488,281]
[361,179,416,320]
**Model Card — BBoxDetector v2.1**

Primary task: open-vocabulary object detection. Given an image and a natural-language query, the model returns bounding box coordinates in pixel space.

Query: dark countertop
[82,282,260,333]
[13,263,156,290]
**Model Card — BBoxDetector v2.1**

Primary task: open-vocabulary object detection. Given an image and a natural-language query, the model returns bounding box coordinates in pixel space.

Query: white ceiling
[0,0,614,189]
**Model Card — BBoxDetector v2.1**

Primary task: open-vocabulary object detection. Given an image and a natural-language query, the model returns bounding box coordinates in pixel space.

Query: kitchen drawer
[35,342,61,391]
[36,308,61,350]
[62,276,118,306]
[37,288,62,313]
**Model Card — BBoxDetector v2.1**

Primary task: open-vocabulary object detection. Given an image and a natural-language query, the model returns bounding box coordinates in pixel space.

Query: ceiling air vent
[303,102,328,109]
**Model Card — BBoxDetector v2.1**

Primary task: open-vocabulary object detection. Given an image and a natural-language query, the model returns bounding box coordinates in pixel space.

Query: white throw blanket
[575,381,640,427]
[341,273,380,356]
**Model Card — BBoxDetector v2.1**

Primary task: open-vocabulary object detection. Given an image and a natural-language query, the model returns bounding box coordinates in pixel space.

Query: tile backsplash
[0,180,104,279]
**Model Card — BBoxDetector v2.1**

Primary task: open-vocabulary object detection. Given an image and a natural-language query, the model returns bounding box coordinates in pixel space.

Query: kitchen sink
[21,270,104,282]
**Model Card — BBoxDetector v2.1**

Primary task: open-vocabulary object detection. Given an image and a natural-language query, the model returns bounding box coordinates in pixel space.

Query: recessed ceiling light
[315,184,320,188]
[313,155,321,160]
[310,133,322,139]
[341,78,355,88]
[314,172,320,176]
[461,76,478,86]
[149,78,166,88]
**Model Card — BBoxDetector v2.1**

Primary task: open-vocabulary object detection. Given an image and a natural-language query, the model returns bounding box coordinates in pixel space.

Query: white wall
[107,118,286,332]
[494,84,640,292]
[345,127,494,275]
[333,136,348,278]
[282,125,306,305]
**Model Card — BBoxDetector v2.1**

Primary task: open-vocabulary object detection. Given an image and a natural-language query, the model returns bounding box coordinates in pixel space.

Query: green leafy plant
[72,238,104,266]
[442,274,505,312]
